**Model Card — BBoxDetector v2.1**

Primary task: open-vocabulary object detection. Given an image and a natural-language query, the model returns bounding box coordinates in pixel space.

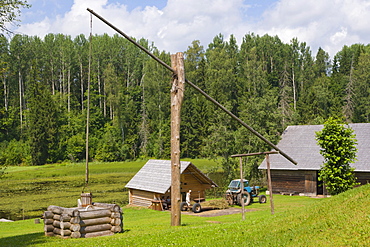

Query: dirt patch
[181,207,255,217]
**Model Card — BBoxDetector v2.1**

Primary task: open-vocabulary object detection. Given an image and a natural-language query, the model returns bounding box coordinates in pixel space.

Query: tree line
[0,32,369,178]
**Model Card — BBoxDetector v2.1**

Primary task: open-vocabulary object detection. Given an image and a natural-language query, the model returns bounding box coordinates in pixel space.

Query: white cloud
[330,27,348,45]
[256,0,370,57]
[14,0,370,58]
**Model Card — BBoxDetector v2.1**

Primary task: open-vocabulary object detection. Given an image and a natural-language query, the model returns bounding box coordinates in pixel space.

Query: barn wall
[181,172,208,201]
[271,170,317,196]
[270,170,370,196]
[129,189,157,207]
[355,172,370,185]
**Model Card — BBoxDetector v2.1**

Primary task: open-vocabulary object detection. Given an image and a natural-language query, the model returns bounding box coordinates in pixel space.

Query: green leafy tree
[0,0,30,33]
[316,117,359,195]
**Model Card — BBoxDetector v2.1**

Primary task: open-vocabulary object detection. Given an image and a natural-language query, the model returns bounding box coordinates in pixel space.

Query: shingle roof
[259,123,370,172]
[125,159,218,194]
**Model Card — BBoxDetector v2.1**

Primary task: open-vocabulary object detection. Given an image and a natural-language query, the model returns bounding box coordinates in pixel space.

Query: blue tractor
[225,179,267,206]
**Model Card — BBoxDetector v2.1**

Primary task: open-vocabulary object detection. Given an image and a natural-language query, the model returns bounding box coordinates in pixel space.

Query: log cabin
[125,160,218,208]
[259,123,370,196]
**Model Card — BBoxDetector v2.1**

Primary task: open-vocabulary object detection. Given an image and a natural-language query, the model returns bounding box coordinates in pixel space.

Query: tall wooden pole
[170,52,185,226]
[266,154,275,215]
[85,13,92,187]
[239,157,245,221]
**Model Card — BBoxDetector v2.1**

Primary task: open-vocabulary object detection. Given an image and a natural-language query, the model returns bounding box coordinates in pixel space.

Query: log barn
[125,159,217,208]
[259,123,370,196]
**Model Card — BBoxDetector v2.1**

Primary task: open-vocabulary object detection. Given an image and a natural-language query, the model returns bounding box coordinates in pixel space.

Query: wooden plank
[110,217,121,226]
[79,209,112,220]
[82,230,114,238]
[92,202,121,212]
[70,224,81,232]
[44,224,54,232]
[47,205,76,215]
[80,223,112,234]
[111,212,121,218]
[111,225,122,233]
[44,231,54,237]
[70,217,80,224]
[60,214,72,222]
[79,217,111,227]
[53,214,61,221]
[71,231,81,238]
[43,211,54,219]
[53,228,72,236]
[43,218,54,225]
[53,220,71,229]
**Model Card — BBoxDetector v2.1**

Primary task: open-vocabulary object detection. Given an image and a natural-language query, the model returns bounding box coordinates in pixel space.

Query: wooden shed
[259,123,370,196]
[125,160,218,208]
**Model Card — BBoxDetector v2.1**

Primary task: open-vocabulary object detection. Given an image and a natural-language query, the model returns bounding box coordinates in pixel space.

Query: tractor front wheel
[237,192,251,206]
[192,203,202,213]
[259,194,267,203]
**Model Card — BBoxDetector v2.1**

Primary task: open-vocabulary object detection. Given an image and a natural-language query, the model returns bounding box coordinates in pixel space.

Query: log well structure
[43,202,123,238]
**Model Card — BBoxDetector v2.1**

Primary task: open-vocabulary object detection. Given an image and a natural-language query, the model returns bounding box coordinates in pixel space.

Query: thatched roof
[125,159,218,194]
[259,123,370,172]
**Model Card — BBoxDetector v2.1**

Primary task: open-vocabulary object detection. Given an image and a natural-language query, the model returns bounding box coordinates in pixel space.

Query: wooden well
[43,202,123,238]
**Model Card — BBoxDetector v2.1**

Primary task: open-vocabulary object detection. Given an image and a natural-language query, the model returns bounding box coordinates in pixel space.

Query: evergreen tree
[26,62,59,165]
[353,51,370,122]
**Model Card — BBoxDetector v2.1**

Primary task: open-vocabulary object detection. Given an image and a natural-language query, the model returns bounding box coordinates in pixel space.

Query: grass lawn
[1,160,370,246]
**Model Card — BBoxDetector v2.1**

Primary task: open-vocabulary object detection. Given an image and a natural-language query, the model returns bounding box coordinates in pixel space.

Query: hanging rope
[83,13,93,192]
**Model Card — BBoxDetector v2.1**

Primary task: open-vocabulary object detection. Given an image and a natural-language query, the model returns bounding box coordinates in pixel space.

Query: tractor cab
[227,179,249,192]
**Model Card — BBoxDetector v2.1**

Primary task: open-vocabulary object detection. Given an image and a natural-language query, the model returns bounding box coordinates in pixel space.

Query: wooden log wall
[43,203,123,238]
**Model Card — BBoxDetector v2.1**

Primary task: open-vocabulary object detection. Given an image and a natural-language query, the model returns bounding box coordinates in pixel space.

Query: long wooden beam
[86,8,297,166]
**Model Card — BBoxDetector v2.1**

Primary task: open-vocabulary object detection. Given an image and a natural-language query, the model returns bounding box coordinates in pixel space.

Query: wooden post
[239,156,245,221]
[266,154,275,215]
[170,52,185,226]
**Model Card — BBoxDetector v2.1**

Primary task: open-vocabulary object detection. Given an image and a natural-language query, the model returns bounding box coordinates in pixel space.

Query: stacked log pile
[43,203,123,238]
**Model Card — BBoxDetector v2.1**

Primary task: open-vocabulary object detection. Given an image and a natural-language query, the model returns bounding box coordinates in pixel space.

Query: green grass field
[1,160,370,246]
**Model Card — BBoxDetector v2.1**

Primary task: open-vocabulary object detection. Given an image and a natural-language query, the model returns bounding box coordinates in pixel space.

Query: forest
[0,32,369,179]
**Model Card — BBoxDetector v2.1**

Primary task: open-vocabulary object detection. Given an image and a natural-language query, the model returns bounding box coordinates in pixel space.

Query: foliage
[0,139,30,166]
[0,0,30,33]
[0,31,369,182]
[315,117,359,195]
[26,63,60,165]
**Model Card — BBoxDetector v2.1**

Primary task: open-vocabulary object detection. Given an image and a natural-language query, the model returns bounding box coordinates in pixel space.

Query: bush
[0,139,31,166]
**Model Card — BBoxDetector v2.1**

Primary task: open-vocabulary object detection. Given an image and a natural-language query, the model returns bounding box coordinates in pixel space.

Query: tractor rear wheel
[192,203,202,213]
[180,202,188,211]
[237,192,251,206]
[259,195,267,203]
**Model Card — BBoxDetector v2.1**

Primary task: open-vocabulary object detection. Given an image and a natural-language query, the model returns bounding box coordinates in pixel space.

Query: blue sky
[13,0,370,58]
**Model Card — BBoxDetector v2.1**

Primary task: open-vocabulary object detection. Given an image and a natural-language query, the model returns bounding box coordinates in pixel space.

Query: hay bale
[200,199,229,209]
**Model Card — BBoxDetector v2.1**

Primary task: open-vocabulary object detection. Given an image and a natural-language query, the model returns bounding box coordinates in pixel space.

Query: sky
[12,0,370,59]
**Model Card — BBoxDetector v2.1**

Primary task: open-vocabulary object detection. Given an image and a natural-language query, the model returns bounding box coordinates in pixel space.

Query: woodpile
[43,203,123,238]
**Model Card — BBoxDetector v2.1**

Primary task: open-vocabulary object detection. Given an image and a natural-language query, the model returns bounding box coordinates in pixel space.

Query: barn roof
[125,159,218,194]
[259,123,370,172]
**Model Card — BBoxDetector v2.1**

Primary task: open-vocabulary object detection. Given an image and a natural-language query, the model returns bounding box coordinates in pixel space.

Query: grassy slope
[0,159,219,220]
[1,160,369,246]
